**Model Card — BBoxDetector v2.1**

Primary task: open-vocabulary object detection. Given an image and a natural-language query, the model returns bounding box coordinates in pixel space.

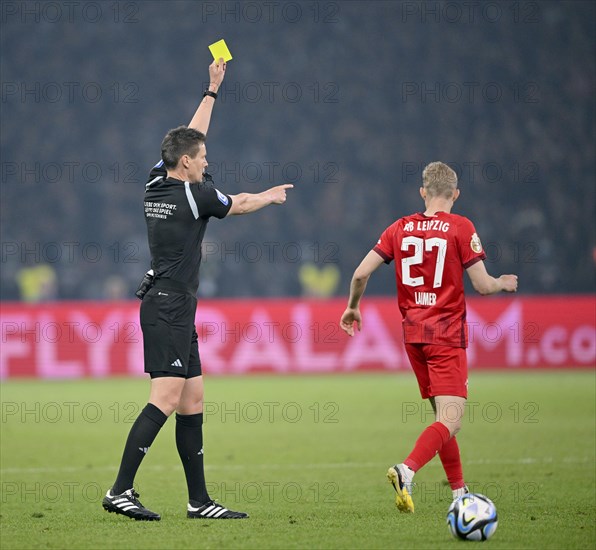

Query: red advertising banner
[1,296,594,378]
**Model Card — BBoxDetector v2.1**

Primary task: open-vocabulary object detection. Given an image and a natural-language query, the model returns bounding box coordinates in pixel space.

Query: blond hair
[422,162,458,199]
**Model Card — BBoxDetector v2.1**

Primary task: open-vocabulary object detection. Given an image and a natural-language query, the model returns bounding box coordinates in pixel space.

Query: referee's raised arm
[187,57,226,134]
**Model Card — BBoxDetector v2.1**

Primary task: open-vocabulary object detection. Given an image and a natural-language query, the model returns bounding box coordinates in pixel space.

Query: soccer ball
[446,493,498,541]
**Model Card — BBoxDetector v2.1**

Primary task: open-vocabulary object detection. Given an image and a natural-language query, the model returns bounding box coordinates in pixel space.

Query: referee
[102,58,292,521]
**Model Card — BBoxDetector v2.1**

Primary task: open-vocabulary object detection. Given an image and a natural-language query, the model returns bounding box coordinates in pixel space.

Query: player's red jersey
[373,211,486,348]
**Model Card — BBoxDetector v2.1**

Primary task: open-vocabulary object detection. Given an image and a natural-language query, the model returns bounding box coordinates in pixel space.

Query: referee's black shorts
[139,281,201,379]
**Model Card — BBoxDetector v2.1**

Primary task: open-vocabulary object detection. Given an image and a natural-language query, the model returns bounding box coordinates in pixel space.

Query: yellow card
[208,39,233,62]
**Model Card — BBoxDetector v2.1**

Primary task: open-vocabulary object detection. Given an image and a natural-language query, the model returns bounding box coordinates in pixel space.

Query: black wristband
[203,90,217,100]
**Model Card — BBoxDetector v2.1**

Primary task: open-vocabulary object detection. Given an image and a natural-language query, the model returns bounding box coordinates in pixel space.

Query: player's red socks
[439,435,465,489]
[404,421,451,472]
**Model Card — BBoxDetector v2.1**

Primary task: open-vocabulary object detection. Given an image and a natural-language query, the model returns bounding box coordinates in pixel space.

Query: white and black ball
[447,493,498,541]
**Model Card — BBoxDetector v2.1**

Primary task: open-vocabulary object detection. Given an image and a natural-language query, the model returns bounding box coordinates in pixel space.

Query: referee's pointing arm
[227,184,293,216]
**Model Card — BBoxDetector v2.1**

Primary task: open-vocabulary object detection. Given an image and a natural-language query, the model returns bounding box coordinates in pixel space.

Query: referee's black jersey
[144,160,232,293]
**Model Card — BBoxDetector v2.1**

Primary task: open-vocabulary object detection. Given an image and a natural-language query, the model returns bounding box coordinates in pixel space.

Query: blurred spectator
[299,262,341,298]
[16,265,57,302]
[103,275,129,301]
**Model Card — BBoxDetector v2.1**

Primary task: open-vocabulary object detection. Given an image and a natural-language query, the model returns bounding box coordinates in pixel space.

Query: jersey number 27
[401,236,447,288]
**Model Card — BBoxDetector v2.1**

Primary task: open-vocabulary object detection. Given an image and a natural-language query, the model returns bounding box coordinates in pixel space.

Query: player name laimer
[414,292,437,306]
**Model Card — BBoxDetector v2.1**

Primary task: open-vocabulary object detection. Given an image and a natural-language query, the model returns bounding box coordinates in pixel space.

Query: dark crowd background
[1,0,594,301]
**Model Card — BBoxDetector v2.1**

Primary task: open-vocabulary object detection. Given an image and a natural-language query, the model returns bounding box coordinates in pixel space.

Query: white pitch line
[0,456,591,476]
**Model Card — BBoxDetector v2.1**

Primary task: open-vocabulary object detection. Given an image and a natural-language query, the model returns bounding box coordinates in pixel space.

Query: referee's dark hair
[161,126,206,169]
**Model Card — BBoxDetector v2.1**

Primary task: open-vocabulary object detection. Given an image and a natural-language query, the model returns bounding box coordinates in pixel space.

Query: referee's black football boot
[187,500,248,519]
[102,488,161,521]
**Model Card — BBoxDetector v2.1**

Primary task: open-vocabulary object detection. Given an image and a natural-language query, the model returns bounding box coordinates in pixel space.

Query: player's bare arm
[466,260,518,295]
[340,250,385,336]
[226,184,293,216]
[187,58,226,135]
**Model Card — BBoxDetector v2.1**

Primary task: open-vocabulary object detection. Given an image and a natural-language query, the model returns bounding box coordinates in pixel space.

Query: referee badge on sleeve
[215,189,229,205]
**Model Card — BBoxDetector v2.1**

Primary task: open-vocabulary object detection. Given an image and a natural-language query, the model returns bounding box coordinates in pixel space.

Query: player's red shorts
[405,343,468,399]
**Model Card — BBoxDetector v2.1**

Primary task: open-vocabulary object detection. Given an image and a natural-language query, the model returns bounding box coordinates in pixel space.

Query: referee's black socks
[112,403,168,495]
[175,412,210,506]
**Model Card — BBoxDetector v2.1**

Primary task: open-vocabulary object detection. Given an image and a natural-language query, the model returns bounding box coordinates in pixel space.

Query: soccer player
[102,58,292,521]
[339,162,518,513]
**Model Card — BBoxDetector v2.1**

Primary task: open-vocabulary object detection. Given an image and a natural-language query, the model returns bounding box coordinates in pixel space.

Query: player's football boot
[102,488,161,521]
[452,485,469,501]
[187,500,248,519]
[387,464,415,513]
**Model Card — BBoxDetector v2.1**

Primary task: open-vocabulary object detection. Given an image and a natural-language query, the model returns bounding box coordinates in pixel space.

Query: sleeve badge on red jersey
[470,233,483,253]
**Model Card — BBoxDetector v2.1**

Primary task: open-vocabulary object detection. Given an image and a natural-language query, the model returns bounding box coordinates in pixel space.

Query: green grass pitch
[1,371,594,549]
